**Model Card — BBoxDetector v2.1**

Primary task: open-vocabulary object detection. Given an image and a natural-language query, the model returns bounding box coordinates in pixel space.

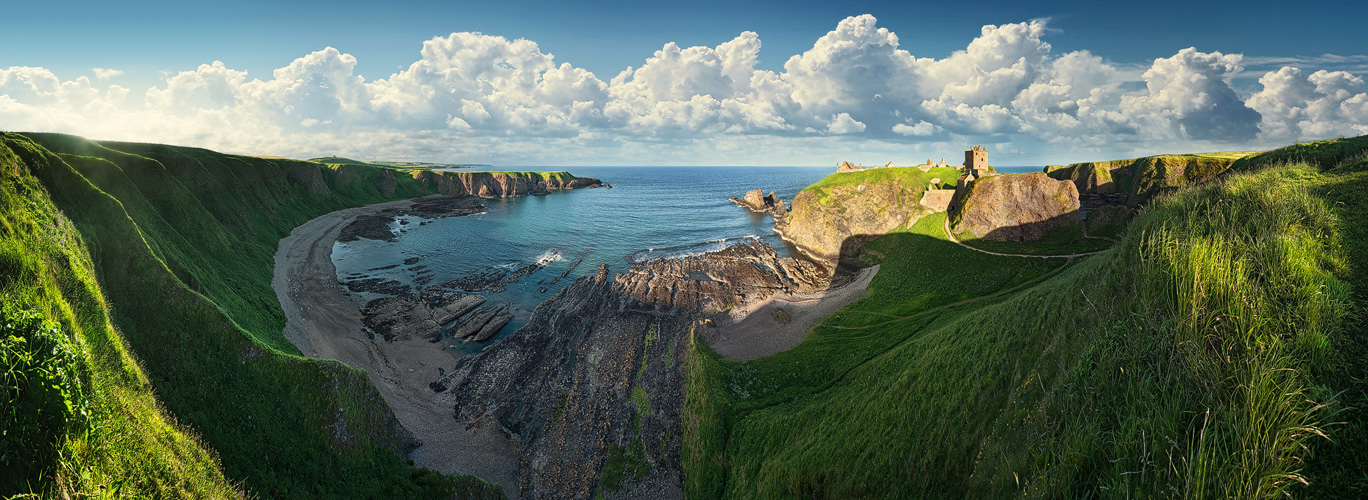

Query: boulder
[953,172,1082,242]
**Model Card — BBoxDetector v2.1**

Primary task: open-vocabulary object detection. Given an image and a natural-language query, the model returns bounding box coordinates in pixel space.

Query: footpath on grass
[943,216,1112,258]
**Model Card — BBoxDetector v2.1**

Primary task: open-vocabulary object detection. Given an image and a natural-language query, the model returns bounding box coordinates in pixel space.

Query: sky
[3,0,1367,165]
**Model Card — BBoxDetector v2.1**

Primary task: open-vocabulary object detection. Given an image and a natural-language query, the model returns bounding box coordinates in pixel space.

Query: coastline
[271,196,521,497]
[271,189,879,496]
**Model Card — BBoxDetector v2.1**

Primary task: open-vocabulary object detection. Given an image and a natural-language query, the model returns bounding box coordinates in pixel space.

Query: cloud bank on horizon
[2,14,1366,165]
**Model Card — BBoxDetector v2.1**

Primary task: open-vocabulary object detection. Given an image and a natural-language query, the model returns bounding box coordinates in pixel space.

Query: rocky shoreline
[278,182,867,498]
[430,239,831,498]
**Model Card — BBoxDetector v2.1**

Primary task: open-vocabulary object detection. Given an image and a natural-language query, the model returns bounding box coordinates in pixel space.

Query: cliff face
[414,170,602,198]
[776,167,959,263]
[952,172,1081,241]
[1046,153,1249,204]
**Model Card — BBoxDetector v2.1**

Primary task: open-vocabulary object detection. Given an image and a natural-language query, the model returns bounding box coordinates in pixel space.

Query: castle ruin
[965,146,988,177]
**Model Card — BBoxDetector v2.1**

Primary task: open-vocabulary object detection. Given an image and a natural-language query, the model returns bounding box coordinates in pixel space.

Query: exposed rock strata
[952,172,1081,241]
[452,304,513,342]
[615,239,828,313]
[432,241,828,498]
[360,286,487,342]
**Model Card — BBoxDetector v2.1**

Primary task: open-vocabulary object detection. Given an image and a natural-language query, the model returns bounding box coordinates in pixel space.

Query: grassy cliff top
[1046,151,1255,171]
[804,166,962,192]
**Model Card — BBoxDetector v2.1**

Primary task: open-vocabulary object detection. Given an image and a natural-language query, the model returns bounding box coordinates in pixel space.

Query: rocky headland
[415,170,604,198]
[766,167,959,265]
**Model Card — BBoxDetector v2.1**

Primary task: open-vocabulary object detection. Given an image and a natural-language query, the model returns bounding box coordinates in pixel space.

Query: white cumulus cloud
[1,15,1366,164]
[92,68,125,80]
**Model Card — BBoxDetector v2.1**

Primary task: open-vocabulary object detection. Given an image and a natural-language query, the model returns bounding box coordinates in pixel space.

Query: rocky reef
[616,239,827,312]
[951,172,1081,241]
[430,240,828,498]
[339,195,486,242]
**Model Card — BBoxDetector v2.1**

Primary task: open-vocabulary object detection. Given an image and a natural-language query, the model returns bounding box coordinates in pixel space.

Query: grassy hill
[308,155,379,166]
[1,133,502,498]
[685,137,1367,497]
[309,156,478,170]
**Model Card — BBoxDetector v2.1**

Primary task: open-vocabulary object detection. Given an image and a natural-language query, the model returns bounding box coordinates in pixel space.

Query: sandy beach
[271,197,521,497]
[705,264,879,361]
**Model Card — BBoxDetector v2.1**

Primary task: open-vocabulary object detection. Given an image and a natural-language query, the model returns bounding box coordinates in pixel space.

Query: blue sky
[3,0,1367,165]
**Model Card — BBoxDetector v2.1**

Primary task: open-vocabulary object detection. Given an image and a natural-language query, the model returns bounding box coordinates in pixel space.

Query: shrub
[0,303,87,492]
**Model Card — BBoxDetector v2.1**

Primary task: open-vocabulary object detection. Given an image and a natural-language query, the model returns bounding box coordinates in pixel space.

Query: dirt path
[707,264,880,361]
[272,198,521,497]
[942,216,1110,258]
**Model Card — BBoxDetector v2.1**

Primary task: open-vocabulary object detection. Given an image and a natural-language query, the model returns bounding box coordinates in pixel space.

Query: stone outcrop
[614,239,829,313]
[952,172,1081,242]
[423,287,487,326]
[729,189,788,218]
[361,294,440,342]
[356,286,493,342]
[451,304,513,342]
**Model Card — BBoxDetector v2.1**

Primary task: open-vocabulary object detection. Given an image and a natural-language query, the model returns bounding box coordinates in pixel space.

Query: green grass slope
[3,133,503,498]
[1,138,241,497]
[686,140,1363,497]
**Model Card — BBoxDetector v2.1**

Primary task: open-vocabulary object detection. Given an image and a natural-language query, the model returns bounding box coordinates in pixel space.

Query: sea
[332,165,1043,353]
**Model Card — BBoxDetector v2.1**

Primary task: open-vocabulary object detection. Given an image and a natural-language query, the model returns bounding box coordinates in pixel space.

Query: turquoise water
[332,166,832,349]
[332,165,1045,351]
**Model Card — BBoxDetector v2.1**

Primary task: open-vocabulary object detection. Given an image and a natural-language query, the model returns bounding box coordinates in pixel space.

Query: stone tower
[965,146,987,174]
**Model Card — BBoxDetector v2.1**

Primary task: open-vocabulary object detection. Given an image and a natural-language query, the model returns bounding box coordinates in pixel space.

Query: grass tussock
[685,158,1352,498]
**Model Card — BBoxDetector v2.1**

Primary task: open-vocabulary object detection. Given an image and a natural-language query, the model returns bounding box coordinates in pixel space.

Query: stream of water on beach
[331,165,1043,354]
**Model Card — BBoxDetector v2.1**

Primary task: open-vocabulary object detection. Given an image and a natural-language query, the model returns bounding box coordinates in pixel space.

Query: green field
[685,137,1368,498]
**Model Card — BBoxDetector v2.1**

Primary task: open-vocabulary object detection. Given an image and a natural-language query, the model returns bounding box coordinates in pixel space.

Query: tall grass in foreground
[685,163,1348,498]
[1131,165,1342,497]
